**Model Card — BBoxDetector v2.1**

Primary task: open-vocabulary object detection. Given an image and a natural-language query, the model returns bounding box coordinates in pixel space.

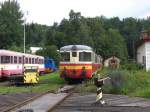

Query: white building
[136,31,150,71]
[30,47,42,54]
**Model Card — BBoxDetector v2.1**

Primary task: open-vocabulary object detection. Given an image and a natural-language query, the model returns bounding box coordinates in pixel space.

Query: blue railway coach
[44,57,57,73]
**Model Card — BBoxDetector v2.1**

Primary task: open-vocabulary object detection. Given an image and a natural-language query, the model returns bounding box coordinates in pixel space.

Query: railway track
[1,82,150,112]
[0,85,75,112]
[51,93,150,112]
[0,93,39,112]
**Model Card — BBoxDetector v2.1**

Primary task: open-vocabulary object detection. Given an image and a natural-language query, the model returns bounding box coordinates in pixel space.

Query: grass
[0,72,65,94]
[75,81,97,93]
[2,68,150,99]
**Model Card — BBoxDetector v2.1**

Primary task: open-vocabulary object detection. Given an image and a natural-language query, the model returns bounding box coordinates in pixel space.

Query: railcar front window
[1,56,10,63]
[72,52,77,57]
[79,52,91,61]
[61,52,70,62]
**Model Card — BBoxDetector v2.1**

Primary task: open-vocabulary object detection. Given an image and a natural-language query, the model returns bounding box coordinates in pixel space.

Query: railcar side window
[14,56,17,64]
[29,58,31,64]
[79,52,91,61]
[34,58,37,64]
[1,56,10,63]
[11,56,13,63]
[32,58,34,64]
[39,59,41,64]
[35,58,38,64]
[25,58,28,64]
[61,52,70,62]
[19,57,22,64]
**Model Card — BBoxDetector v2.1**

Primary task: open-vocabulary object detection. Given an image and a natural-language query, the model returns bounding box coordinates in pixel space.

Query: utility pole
[24,18,26,53]
[23,11,28,53]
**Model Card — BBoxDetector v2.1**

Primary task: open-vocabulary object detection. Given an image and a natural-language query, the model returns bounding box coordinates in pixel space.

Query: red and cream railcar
[0,50,44,78]
[59,45,102,81]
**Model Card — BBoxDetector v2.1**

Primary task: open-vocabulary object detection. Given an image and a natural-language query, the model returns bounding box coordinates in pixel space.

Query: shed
[104,56,120,68]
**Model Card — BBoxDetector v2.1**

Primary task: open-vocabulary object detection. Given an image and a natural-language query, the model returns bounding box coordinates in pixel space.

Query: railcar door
[71,51,78,63]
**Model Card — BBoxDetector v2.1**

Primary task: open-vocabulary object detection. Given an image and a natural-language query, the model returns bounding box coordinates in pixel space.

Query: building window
[142,56,146,67]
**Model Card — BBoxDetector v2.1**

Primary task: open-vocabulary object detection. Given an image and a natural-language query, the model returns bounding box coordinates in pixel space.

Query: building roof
[136,30,150,48]
[136,38,150,48]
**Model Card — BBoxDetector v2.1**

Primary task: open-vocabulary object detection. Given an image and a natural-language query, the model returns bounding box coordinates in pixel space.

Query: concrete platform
[11,93,68,112]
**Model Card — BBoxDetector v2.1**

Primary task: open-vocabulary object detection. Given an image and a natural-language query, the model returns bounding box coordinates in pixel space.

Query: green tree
[36,45,61,65]
[0,0,23,49]
[121,18,140,59]
[96,29,128,61]
[25,23,49,47]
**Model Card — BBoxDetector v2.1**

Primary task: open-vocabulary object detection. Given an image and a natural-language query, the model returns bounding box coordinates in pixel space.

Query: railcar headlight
[61,67,67,78]
[72,69,76,75]
[82,66,86,70]
[81,66,86,78]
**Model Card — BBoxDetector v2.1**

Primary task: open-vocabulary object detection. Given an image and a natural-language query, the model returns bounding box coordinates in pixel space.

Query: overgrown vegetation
[75,66,150,99]
[0,72,65,94]
[101,68,150,98]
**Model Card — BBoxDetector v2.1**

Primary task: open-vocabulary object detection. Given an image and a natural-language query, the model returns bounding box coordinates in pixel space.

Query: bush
[121,61,142,71]
[102,68,150,98]
[103,70,127,94]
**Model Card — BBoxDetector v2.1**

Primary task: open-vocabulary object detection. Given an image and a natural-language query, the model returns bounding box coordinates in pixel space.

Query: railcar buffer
[24,66,39,84]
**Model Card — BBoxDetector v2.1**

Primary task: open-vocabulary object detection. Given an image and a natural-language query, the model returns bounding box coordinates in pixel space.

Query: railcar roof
[60,45,93,51]
[0,49,43,58]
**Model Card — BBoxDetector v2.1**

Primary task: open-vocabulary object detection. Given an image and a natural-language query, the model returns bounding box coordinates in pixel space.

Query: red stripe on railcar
[1,69,23,77]
[59,63,92,78]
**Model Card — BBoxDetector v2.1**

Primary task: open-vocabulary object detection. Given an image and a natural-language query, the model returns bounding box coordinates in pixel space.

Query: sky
[1,0,150,25]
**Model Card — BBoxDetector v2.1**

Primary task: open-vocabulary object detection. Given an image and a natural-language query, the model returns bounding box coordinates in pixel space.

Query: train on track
[59,45,102,82]
[0,50,56,81]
